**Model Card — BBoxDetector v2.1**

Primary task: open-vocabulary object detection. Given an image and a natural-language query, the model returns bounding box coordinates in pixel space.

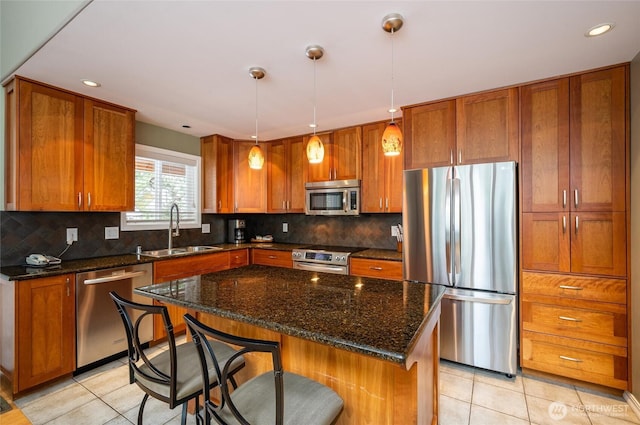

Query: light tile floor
[8,338,640,425]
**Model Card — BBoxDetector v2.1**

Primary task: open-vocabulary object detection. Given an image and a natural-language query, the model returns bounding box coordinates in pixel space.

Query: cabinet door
[332,126,362,180]
[201,135,217,213]
[216,136,235,213]
[17,80,84,211]
[83,100,135,211]
[385,119,404,212]
[267,139,288,213]
[403,100,456,168]
[361,122,386,212]
[521,79,570,212]
[17,274,75,392]
[522,213,570,272]
[305,133,333,182]
[287,136,306,212]
[570,67,627,212]
[457,88,519,164]
[234,141,266,212]
[570,212,626,277]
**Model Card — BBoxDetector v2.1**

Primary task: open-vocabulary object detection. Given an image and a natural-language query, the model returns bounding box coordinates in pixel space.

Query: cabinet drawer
[350,258,403,281]
[154,252,230,282]
[252,249,292,268]
[521,331,627,390]
[522,272,626,304]
[521,299,627,347]
[229,249,249,268]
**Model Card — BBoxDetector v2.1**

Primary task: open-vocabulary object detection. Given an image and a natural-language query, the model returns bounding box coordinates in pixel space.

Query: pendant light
[248,67,266,170]
[381,13,404,157]
[306,45,324,164]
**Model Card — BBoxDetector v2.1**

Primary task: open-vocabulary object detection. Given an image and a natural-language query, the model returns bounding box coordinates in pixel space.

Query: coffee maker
[228,219,246,244]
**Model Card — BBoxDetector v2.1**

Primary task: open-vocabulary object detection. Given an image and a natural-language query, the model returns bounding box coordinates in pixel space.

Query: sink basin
[139,246,223,258]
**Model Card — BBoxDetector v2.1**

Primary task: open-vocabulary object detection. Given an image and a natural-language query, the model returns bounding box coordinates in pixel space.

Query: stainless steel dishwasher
[76,263,153,369]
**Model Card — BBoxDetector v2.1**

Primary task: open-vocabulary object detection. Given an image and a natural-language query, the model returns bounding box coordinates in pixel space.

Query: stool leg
[138,393,150,425]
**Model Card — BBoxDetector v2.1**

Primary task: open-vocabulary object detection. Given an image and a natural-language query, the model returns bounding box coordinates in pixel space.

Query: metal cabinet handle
[562,216,566,233]
[369,266,383,271]
[287,200,290,210]
[66,277,70,297]
[574,189,579,208]
[84,271,147,285]
[559,285,583,291]
[87,192,91,209]
[78,192,82,208]
[450,149,454,165]
[559,355,582,363]
[385,198,389,210]
[379,198,383,210]
[218,200,221,210]
[575,216,579,234]
[563,190,567,209]
[268,255,277,259]
[559,316,582,322]
[458,150,462,164]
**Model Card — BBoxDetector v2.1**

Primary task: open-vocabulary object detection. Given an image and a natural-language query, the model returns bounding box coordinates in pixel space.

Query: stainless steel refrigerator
[402,161,517,376]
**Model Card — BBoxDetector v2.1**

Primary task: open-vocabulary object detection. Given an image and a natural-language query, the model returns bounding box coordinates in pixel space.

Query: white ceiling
[13,0,640,142]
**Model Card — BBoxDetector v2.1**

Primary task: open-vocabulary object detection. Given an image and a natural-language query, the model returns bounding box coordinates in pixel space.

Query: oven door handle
[83,270,147,285]
[294,262,346,274]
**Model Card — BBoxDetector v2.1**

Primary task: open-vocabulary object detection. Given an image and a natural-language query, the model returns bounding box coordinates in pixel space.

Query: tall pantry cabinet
[520,65,630,390]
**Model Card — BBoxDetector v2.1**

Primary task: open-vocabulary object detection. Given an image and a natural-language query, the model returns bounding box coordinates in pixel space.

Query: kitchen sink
[139,246,222,258]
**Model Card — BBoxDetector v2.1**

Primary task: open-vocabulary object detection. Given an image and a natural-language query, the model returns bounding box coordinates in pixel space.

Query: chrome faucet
[168,203,180,250]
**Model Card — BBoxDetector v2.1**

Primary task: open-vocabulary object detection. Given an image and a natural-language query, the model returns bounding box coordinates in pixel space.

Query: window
[121,145,201,231]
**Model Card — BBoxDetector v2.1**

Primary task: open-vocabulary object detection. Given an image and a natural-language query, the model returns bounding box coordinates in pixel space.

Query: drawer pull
[369,266,383,271]
[268,255,277,259]
[559,285,583,291]
[559,316,582,322]
[559,355,582,363]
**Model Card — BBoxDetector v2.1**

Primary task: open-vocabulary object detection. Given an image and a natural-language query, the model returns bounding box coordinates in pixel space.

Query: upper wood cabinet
[456,87,519,165]
[403,100,456,169]
[4,77,135,211]
[305,126,361,182]
[234,141,267,213]
[361,121,402,213]
[267,136,305,213]
[202,134,235,213]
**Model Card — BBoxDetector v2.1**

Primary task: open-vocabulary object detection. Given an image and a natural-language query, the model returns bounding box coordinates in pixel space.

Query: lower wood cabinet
[520,272,628,390]
[229,249,249,268]
[251,248,292,268]
[6,274,76,394]
[350,258,402,281]
[153,252,231,339]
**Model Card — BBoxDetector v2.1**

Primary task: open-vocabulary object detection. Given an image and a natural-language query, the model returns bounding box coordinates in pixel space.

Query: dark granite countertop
[0,243,307,281]
[351,248,402,261]
[135,265,444,365]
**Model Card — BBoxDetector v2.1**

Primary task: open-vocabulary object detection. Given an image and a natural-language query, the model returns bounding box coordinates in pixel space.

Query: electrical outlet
[105,226,119,240]
[67,228,78,243]
[391,225,398,237]
[202,223,211,234]
[282,222,288,233]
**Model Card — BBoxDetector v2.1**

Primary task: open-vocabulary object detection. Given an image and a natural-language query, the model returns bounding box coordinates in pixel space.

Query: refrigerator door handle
[444,292,513,305]
[445,174,452,281]
[452,177,461,279]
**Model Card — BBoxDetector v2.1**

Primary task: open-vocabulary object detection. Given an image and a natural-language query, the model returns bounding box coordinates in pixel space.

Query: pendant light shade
[306,134,324,164]
[306,45,325,164]
[248,67,266,170]
[381,13,404,157]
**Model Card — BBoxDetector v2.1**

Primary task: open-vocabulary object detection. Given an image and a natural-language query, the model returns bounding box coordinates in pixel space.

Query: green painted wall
[135,121,200,156]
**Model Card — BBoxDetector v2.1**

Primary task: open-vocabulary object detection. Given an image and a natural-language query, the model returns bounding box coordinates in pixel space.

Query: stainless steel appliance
[403,161,517,376]
[228,219,246,244]
[305,180,360,216]
[76,263,153,369]
[292,245,363,275]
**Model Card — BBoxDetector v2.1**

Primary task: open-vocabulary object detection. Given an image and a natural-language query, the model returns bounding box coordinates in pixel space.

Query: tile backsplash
[0,211,401,266]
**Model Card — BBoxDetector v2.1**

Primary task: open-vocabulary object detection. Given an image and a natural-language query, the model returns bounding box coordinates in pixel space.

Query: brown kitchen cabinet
[153,252,231,339]
[4,76,135,211]
[229,249,250,268]
[234,140,267,213]
[251,249,292,268]
[267,136,306,213]
[350,258,402,281]
[7,274,76,394]
[361,121,403,213]
[456,87,519,164]
[305,126,361,182]
[402,100,456,169]
[201,134,235,213]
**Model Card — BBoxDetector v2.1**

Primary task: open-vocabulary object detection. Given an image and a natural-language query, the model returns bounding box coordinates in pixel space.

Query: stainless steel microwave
[305,180,360,216]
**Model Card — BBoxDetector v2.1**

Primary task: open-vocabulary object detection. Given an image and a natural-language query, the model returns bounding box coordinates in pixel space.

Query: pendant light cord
[390,27,395,122]
[313,56,317,135]
[254,75,259,145]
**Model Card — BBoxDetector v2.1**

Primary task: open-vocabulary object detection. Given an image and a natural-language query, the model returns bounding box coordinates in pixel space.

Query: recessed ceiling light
[81,79,101,87]
[585,23,614,37]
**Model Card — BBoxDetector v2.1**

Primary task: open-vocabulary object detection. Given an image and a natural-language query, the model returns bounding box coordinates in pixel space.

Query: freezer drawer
[440,287,517,375]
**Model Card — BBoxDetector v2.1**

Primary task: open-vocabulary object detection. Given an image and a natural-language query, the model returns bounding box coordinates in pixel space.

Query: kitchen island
[135,265,444,425]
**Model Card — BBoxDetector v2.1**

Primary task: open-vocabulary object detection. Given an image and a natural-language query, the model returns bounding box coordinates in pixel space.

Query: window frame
[121,144,201,232]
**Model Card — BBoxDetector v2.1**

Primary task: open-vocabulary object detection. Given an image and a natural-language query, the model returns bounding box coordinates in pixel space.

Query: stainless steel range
[292,245,364,275]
